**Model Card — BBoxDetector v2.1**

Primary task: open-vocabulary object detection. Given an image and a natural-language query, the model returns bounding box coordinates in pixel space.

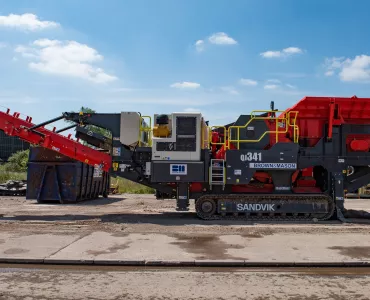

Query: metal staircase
[209,159,225,188]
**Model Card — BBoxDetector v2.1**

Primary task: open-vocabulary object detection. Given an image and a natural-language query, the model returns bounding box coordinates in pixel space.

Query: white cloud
[283,47,302,54]
[324,57,345,77]
[266,79,281,84]
[15,39,117,83]
[239,78,258,86]
[195,40,205,52]
[324,55,370,82]
[264,84,279,90]
[340,55,370,82]
[0,13,59,31]
[170,81,201,89]
[325,57,345,69]
[264,79,296,90]
[260,51,281,58]
[260,47,303,59]
[195,32,237,51]
[262,82,309,96]
[208,32,238,45]
[220,86,239,95]
[15,45,38,58]
[33,39,61,47]
[263,79,283,90]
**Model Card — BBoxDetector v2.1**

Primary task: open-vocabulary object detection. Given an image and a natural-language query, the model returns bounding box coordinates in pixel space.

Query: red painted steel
[281,95,370,147]
[349,139,370,152]
[0,109,112,172]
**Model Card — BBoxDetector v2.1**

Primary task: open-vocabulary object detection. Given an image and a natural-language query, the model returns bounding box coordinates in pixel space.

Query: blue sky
[1,0,370,130]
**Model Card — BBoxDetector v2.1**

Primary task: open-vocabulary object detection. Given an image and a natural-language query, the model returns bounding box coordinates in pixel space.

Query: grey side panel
[63,112,121,137]
[300,124,370,170]
[332,172,344,210]
[151,161,205,182]
[225,143,299,184]
[229,115,270,150]
[218,201,328,214]
[176,183,190,211]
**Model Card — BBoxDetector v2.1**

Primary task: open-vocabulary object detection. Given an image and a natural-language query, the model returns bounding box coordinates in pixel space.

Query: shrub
[4,150,30,172]
[0,164,27,183]
[115,177,155,194]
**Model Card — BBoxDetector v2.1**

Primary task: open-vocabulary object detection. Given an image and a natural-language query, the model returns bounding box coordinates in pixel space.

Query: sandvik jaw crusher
[2,95,370,221]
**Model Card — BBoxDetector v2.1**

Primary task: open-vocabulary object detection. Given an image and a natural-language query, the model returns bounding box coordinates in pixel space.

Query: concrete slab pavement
[0,231,369,265]
[48,232,198,261]
[0,232,82,260]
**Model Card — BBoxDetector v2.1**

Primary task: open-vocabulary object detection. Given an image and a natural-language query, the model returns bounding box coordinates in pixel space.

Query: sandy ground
[0,195,369,236]
[0,266,369,300]
[0,195,369,299]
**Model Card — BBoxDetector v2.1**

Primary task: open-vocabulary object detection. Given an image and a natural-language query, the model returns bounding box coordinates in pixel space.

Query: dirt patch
[86,242,132,256]
[328,246,370,259]
[284,295,333,300]
[110,232,130,238]
[171,235,245,260]
[240,232,270,238]
[3,248,29,254]
[256,293,369,300]
[0,195,370,237]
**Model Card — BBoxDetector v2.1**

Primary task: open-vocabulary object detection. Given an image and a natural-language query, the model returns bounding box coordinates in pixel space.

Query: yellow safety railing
[138,115,152,146]
[226,110,299,149]
[287,111,299,143]
[200,119,209,149]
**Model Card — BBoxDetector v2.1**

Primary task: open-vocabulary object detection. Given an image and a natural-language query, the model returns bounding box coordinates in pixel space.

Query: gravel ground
[0,267,369,300]
[0,195,369,236]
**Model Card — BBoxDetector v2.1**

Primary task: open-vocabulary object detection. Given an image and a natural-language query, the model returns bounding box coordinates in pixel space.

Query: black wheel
[195,197,217,219]
[102,191,109,198]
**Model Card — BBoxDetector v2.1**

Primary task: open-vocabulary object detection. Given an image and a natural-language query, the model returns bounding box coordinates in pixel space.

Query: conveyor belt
[0,109,112,172]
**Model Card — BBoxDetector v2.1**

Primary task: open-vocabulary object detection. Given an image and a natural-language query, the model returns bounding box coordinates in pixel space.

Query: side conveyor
[0,108,112,172]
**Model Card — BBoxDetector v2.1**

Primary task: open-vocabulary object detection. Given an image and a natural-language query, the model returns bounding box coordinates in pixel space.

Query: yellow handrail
[287,111,299,143]
[136,110,300,149]
[226,110,299,149]
[138,115,152,146]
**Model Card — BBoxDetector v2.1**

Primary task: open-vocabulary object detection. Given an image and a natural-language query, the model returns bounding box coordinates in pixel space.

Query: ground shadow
[35,197,126,206]
[0,212,344,226]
